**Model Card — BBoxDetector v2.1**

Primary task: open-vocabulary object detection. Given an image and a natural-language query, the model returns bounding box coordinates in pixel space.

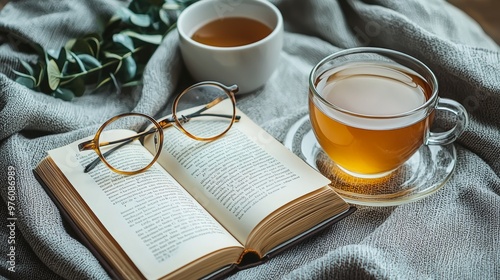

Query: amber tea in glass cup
[309,47,469,179]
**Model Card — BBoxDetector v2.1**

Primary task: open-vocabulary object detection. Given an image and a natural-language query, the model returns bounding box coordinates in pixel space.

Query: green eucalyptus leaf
[69,51,87,73]
[56,47,68,70]
[47,59,61,91]
[64,77,86,97]
[117,55,137,82]
[130,13,151,27]
[116,7,134,22]
[53,87,75,101]
[107,14,121,26]
[159,9,171,26]
[151,22,161,32]
[15,75,36,89]
[37,61,51,93]
[64,61,84,75]
[121,30,162,45]
[112,33,135,52]
[64,39,77,52]
[18,60,34,76]
[77,54,102,69]
[78,54,103,84]
[122,80,142,87]
[59,62,69,77]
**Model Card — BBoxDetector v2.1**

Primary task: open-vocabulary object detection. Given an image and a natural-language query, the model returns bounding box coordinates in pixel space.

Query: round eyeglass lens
[97,114,162,174]
[174,84,236,140]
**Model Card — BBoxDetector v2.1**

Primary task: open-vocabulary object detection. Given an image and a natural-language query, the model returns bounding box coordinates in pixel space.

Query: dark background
[449,0,500,44]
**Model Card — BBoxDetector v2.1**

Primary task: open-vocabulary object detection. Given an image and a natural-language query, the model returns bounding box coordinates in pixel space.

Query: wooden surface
[449,0,500,44]
[0,0,498,44]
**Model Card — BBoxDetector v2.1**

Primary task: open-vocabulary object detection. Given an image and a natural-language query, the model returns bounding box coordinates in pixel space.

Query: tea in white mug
[177,0,284,94]
[191,17,273,47]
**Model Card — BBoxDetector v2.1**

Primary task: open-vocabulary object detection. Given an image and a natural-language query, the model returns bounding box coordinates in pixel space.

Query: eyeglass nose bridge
[158,117,175,130]
[158,116,198,139]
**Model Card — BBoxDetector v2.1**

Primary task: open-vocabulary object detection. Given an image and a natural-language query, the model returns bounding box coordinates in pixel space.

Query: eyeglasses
[78,81,240,175]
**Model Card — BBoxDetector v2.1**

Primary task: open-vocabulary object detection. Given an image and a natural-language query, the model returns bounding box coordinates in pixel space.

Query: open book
[34,102,354,280]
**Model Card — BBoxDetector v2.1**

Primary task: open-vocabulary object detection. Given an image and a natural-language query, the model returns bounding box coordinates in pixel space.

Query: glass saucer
[284,115,457,207]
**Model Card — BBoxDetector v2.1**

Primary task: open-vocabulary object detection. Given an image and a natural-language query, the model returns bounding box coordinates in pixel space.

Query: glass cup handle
[426,97,469,146]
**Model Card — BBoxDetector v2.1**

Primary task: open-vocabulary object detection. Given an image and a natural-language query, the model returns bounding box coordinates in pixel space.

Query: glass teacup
[309,47,469,179]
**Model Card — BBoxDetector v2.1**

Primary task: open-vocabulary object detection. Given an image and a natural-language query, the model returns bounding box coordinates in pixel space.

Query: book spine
[33,170,122,280]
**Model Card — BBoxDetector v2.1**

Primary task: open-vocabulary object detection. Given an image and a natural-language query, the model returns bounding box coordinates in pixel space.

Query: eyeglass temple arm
[83,139,133,172]
[78,127,159,152]
[81,127,160,173]
[161,113,241,127]
[165,96,240,126]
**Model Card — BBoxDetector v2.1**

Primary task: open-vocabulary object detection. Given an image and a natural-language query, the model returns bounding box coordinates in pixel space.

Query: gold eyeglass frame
[78,81,240,175]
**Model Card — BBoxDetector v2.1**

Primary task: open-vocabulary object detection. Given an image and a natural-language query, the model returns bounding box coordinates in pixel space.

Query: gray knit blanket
[1,0,499,279]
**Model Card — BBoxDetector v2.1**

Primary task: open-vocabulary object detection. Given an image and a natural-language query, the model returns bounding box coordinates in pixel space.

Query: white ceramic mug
[177,0,284,94]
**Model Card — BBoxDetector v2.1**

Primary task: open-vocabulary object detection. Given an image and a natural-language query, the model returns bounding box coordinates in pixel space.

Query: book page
[144,102,331,244]
[47,130,242,280]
